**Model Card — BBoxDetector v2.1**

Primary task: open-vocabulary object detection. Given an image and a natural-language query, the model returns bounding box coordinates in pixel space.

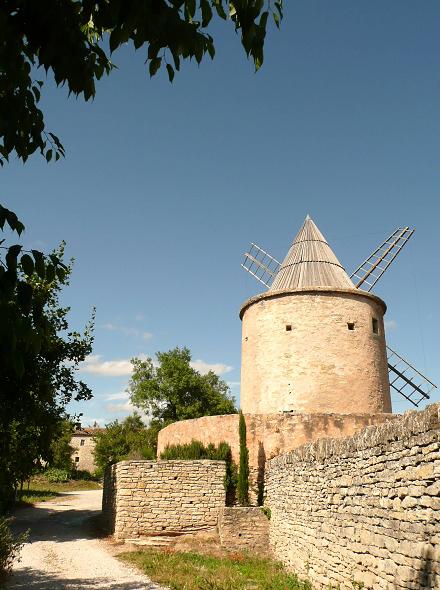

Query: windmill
[240,216,436,411]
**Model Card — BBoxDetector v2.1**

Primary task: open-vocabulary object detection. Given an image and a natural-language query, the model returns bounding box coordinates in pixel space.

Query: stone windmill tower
[241,216,436,415]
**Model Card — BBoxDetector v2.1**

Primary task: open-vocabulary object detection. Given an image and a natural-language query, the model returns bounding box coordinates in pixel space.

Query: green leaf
[149,58,162,77]
[200,0,212,26]
[166,64,175,83]
[45,264,56,283]
[32,250,45,278]
[3,208,25,235]
[6,245,22,270]
[20,254,34,277]
[185,0,196,19]
[109,28,122,53]
[213,1,227,19]
[56,267,66,282]
[207,40,215,60]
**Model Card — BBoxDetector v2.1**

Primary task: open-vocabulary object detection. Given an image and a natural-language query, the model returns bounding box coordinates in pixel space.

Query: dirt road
[4,490,165,590]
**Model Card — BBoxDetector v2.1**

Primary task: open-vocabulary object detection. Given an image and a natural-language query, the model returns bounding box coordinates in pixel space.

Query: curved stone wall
[158,412,396,502]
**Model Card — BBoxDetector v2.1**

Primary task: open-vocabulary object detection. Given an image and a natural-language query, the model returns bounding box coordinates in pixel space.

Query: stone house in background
[70,427,103,473]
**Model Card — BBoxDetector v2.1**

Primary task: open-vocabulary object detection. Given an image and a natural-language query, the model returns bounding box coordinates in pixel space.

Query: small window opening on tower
[286,325,292,331]
[75,456,80,463]
[372,318,379,334]
[80,439,85,446]
[347,322,355,331]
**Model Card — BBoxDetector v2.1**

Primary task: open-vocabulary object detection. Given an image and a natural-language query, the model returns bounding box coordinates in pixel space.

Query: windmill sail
[387,346,437,407]
[351,227,415,291]
[241,243,281,288]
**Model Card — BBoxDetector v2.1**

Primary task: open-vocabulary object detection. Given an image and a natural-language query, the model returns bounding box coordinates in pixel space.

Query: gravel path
[5,490,166,590]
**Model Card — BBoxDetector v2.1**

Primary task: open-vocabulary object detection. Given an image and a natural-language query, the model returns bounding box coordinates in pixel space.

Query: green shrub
[0,517,28,573]
[237,412,249,506]
[44,467,70,483]
[160,440,236,504]
[260,506,271,520]
[70,469,97,481]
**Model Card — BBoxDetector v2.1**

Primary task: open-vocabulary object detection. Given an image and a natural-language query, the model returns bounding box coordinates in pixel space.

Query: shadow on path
[11,505,103,544]
[3,568,157,589]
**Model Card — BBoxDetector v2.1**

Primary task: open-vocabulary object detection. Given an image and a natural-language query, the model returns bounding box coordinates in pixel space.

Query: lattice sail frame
[241,243,281,288]
[350,227,415,292]
[387,346,437,407]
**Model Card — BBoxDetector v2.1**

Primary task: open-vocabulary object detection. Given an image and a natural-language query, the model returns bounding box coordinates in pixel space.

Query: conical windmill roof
[269,216,355,291]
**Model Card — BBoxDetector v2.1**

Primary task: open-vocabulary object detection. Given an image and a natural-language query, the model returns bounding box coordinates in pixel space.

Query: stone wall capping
[268,403,439,467]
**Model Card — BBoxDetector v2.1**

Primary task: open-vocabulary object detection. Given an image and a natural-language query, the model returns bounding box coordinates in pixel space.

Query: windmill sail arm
[387,345,437,407]
[351,227,415,291]
[241,243,281,289]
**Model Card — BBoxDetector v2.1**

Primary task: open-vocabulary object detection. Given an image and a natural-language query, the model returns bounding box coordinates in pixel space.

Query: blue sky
[2,1,439,423]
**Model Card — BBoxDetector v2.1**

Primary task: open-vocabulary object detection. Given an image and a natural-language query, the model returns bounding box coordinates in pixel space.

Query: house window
[80,439,85,446]
[347,322,355,331]
[75,457,80,463]
[286,325,292,331]
[372,318,379,334]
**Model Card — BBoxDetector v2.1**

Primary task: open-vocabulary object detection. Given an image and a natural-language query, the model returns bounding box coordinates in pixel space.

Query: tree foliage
[48,420,75,471]
[0,0,283,164]
[128,346,237,425]
[0,517,28,573]
[237,411,249,506]
[92,414,157,475]
[0,207,94,509]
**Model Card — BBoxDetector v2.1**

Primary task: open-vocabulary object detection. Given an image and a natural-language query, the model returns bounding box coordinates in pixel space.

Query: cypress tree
[237,411,249,506]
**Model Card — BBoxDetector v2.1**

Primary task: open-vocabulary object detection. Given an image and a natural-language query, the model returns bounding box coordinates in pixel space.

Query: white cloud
[227,381,240,388]
[385,320,398,331]
[106,400,150,423]
[191,360,233,376]
[80,354,232,379]
[107,401,134,414]
[79,416,105,427]
[135,313,145,321]
[80,355,134,377]
[101,322,153,340]
[104,391,129,401]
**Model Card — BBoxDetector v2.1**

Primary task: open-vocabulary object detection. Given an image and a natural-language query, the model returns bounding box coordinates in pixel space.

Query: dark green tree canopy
[92,414,156,474]
[0,0,283,164]
[0,207,94,508]
[128,346,237,424]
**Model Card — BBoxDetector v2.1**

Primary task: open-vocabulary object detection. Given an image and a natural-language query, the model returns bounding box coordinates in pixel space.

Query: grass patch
[17,476,101,505]
[119,549,312,590]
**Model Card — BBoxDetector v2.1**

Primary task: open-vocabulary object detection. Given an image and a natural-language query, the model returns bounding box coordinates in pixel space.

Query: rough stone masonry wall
[266,403,440,590]
[218,507,270,556]
[102,460,226,540]
[240,288,390,415]
[70,434,98,473]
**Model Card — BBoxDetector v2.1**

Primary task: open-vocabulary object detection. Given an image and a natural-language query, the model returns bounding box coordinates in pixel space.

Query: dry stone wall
[266,403,440,590]
[158,412,396,504]
[102,460,226,540]
[218,507,270,556]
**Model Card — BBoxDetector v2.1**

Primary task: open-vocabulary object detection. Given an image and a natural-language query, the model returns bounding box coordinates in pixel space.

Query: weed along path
[5,490,166,590]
